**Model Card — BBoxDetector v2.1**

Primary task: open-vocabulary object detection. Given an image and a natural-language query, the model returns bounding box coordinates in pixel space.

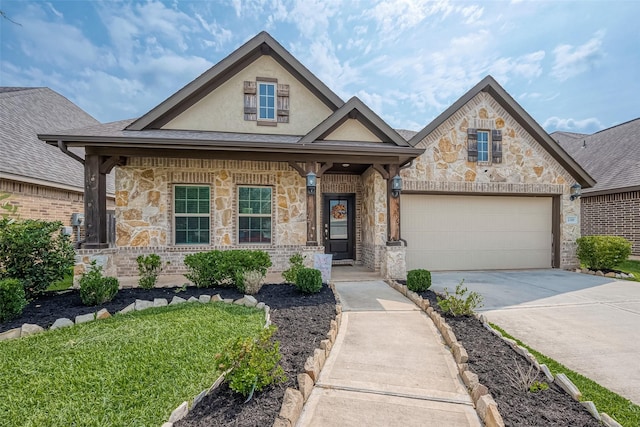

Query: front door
[323,194,355,260]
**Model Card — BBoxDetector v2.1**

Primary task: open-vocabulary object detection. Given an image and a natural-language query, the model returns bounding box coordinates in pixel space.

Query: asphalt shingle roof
[0,87,114,193]
[553,118,640,194]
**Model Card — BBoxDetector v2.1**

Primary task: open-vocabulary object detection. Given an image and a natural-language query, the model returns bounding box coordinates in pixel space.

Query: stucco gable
[127,31,344,132]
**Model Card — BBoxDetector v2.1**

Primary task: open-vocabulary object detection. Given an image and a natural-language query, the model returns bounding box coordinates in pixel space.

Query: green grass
[490,323,640,427]
[46,268,74,291]
[0,302,265,427]
[616,259,640,281]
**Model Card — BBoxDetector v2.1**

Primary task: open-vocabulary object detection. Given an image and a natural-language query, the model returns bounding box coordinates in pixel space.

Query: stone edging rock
[387,280,506,427]
[387,280,623,427]
[272,282,343,427]
[574,268,634,280]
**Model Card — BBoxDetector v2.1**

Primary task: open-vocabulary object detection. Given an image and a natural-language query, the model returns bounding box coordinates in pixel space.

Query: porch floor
[331,264,380,282]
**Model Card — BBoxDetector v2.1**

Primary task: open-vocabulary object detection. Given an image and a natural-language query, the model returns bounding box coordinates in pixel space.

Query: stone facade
[360,168,388,271]
[581,190,640,255]
[403,92,581,269]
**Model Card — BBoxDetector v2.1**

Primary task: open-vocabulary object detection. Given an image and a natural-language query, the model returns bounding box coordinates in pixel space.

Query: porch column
[387,163,401,244]
[83,154,108,248]
[306,161,318,245]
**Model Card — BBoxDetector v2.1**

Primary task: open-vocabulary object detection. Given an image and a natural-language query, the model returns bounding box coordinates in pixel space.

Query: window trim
[476,130,490,163]
[173,184,211,246]
[237,185,273,245]
[257,81,277,122]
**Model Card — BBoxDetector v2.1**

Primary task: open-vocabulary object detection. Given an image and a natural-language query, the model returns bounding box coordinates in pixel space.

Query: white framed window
[258,82,276,121]
[173,185,210,245]
[238,186,272,244]
[477,130,489,162]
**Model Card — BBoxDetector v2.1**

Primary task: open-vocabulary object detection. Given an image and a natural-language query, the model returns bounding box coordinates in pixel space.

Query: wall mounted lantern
[570,183,582,201]
[391,174,403,198]
[306,172,317,195]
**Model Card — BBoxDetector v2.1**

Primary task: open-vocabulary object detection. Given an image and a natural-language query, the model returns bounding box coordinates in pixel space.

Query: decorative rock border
[272,282,343,427]
[574,268,634,280]
[387,280,623,427]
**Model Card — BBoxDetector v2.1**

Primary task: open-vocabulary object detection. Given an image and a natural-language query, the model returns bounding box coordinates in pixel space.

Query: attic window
[467,128,502,164]
[244,78,289,125]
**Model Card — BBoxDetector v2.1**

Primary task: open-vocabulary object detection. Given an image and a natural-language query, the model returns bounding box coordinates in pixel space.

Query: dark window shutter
[492,130,503,163]
[277,84,289,123]
[467,128,478,162]
[243,81,257,121]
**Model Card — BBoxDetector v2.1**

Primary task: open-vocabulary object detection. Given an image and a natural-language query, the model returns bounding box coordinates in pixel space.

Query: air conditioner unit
[71,213,85,226]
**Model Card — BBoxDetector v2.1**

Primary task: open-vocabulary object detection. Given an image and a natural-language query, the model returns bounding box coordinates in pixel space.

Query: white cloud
[543,116,603,132]
[551,30,605,81]
[195,15,233,50]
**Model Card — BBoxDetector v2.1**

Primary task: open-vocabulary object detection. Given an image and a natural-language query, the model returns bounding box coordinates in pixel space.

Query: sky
[1,0,639,135]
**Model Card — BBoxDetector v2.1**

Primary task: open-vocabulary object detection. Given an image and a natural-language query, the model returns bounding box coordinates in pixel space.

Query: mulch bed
[1,284,337,426]
[419,289,600,426]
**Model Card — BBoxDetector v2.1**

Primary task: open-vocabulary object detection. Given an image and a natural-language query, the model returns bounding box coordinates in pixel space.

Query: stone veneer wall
[319,174,363,264]
[403,92,581,269]
[95,158,325,276]
[581,191,640,255]
[361,168,388,271]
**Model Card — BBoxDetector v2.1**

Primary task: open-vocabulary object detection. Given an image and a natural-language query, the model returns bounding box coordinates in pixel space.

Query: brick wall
[581,191,640,255]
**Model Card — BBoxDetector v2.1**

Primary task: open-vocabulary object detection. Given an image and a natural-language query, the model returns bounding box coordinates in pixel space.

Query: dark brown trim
[407,75,595,188]
[300,97,410,147]
[552,195,561,268]
[387,164,401,242]
[126,32,344,131]
[582,185,640,197]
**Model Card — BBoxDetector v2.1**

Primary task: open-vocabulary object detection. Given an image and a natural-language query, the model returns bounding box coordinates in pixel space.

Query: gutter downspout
[57,140,85,165]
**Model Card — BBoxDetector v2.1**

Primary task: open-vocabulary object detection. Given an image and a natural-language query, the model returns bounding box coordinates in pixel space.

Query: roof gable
[300,97,410,147]
[409,75,595,188]
[127,32,344,131]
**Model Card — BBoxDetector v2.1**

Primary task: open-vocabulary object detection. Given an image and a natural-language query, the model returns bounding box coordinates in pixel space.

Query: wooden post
[83,154,108,248]
[306,161,318,245]
[387,164,401,243]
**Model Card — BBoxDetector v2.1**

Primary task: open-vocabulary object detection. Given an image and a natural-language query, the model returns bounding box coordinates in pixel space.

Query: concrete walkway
[296,281,481,427]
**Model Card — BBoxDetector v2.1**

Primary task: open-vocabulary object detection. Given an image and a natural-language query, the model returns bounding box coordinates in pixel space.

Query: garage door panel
[401,195,552,271]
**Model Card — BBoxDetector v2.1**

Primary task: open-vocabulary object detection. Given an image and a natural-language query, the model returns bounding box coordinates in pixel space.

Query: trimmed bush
[184,250,272,291]
[437,279,483,317]
[295,268,322,294]
[407,269,431,292]
[242,270,264,295]
[214,326,286,397]
[576,235,632,271]
[136,254,165,290]
[0,278,27,322]
[0,219,75,297]
[282,253,305,284]
[79,262,119,306]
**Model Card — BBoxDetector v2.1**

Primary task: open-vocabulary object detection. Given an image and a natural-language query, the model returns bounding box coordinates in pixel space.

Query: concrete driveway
[430,269,640,405]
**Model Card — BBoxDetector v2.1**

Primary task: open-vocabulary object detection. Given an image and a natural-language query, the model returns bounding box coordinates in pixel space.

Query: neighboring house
[39,32,593,278]
[553,119,640,255]
[0,87,115,243]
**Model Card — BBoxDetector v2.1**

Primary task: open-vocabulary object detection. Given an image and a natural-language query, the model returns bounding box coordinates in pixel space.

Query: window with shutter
[244,78,290,126]
[492,129,503,163]
[467,128,478,162]
[477,131,489,162]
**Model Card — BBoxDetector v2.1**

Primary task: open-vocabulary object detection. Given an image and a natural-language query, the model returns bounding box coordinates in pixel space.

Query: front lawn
[0,302,264,426]
[616,259,640,281]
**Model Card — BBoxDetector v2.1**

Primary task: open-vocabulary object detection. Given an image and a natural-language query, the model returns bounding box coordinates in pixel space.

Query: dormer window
[244,78,289,126]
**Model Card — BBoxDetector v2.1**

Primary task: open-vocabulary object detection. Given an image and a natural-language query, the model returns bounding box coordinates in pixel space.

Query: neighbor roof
[408,76,596,188]
[553,118,640,195]
[0,87,115,194]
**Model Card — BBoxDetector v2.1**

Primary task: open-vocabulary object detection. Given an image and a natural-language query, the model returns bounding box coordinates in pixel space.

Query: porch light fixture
[391,174,403,198]
[570,183,582,201]
[306,171,317,195]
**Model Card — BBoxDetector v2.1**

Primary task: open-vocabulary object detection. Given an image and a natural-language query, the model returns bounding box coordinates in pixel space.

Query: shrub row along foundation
[387,279,506,427]
[272,283,343,427]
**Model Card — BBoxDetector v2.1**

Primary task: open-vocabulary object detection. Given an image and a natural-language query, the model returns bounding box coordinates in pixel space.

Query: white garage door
[401,195,552,271]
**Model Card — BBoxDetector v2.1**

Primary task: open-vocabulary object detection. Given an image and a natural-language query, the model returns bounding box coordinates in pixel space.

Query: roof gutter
[57,140,85,165]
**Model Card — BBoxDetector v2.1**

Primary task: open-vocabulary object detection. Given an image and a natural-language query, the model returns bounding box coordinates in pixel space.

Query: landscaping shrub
[136,254,166,289]
[79,262,119,306]
[282,253,305,284]
[184,250,272,291]
[436,279,483,316]
[295,268,322,294]
[0,192,19,223]
[406,269,431,292]
[0,219,75,297]
[576,235,632,271]
[0,278,27,322]
[214,326,286,398]
[242,270,264,295]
